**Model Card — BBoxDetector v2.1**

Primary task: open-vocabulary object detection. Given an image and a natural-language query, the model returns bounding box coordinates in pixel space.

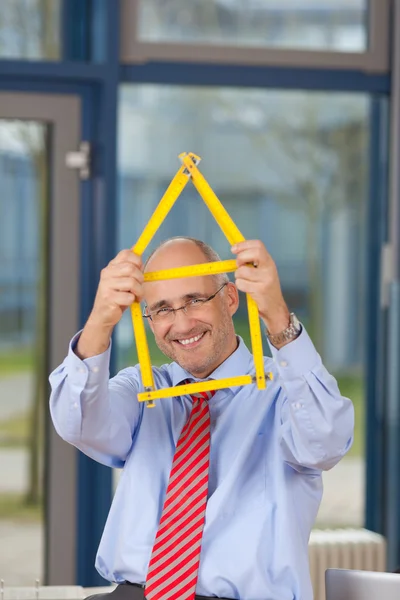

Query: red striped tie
[144,384,216,600]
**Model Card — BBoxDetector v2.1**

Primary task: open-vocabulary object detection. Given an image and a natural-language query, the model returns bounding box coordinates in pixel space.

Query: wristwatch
[266,312,301,346]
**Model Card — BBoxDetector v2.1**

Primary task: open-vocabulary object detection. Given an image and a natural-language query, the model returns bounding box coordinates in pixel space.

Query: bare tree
[264,102,367,349]
[0,0,59,60]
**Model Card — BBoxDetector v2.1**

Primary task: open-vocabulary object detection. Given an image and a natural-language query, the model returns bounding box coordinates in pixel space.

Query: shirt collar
[170,336,254,391]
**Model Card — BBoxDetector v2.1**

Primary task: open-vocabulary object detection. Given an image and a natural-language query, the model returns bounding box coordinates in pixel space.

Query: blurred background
[0,0,397,594]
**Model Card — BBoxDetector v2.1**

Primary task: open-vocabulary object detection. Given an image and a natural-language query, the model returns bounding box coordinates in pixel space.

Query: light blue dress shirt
[49,328,354,600]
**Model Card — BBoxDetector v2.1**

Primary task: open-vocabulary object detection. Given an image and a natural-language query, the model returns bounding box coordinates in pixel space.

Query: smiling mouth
[174,332,206,348]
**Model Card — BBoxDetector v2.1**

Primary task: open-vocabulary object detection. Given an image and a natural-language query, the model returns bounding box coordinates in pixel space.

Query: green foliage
[0,413,30,448]
[0,493,42,521]
[0,349,33,375]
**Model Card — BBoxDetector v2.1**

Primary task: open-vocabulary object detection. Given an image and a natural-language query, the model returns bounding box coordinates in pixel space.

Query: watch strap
[266,313,301,346]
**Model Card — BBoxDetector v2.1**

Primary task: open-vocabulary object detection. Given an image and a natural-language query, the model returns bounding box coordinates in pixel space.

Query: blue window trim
[0,60,107,82]
[120,62,390,94]
[0,61,389,95]
[74,0,120,588]
[365,96,390,536]
[61,0,91,61]
[0,0,394,586]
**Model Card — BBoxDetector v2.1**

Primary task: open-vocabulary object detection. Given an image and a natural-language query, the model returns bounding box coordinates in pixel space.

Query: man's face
[143,241,239,378]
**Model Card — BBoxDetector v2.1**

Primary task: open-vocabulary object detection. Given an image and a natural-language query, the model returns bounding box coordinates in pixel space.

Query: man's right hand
[76,249,144,359]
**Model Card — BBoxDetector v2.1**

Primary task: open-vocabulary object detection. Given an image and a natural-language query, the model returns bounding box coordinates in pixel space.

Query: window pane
[138,0,367,52]
[0,121,49,582]
[0,0,61,60]
[117,84,369,527]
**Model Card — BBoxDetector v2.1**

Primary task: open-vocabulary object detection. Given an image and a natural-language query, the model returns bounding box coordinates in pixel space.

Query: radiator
[309,528,386,600]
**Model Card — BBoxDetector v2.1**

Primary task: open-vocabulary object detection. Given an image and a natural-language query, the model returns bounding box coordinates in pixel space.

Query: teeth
[178,333,203,345]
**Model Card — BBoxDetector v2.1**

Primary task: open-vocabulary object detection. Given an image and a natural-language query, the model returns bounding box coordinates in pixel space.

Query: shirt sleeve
[49,331,143,468]
[268,326,355,472]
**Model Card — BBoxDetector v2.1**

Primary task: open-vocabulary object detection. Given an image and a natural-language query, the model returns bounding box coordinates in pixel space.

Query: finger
[231,240,264,254]
[235,265,265,282]
[235,278,259,295]
[106,276,142,294]
[108,262,144,282]
[112,291,136,307]
[234,248,268,268]
[110,249,143,268]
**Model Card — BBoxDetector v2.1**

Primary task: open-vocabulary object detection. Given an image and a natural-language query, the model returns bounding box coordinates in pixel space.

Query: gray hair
[144,237,230,287]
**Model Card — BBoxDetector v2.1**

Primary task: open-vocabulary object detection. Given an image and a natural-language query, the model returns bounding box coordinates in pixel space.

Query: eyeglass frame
[143,282,228,323]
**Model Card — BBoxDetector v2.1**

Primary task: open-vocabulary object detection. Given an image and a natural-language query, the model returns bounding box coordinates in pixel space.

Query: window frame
[120,0,390,73]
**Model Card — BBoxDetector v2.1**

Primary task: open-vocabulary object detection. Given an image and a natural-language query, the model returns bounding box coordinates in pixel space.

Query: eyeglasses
[143,282,228,324]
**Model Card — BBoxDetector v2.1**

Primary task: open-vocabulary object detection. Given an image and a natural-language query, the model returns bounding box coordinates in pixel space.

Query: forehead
[143,276,215,307]
[145,240,207,271]
[143,241,216,305]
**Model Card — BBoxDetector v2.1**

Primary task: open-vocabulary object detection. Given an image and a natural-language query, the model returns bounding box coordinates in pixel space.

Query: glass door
[0,93,81,585]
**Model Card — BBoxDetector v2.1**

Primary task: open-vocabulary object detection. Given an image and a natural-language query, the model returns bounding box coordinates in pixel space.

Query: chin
[185,362,213,379]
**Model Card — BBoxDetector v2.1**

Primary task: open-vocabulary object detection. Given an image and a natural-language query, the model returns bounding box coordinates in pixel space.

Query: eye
[156,307,171,316]
[188,298,205,306]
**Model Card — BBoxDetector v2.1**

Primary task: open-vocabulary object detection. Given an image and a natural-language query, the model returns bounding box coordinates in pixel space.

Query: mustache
[166,327,210,342]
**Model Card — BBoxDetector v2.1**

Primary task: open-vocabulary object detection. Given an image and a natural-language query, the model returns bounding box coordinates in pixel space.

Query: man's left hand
[231,240,290,335]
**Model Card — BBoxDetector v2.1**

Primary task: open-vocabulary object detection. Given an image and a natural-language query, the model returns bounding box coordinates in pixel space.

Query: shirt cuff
[66,330,112,384]
[268,325,321,380]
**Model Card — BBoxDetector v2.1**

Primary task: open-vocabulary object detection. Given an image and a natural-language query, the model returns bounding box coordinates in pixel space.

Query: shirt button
[73,402,78,409]
[76,366,85,373]
[293,402,303,409]
[280,360,288,367]
[92,366,99,373]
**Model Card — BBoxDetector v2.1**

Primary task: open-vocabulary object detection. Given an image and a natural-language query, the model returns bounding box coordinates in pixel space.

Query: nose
[173,306,197,324]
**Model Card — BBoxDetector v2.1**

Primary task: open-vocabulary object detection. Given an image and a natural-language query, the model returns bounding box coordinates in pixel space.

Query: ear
[225,282,239,317]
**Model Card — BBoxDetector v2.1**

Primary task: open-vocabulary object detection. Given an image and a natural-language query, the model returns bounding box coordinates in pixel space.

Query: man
[49,237,354,600]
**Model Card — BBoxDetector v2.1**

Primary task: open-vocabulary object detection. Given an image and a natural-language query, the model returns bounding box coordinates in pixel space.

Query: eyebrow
[148,292,206,312]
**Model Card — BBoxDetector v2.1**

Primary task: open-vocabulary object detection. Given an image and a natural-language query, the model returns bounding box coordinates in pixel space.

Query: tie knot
[180,379,216,402]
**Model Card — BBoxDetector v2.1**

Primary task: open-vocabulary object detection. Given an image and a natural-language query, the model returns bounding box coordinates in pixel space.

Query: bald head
[144,237,229,286]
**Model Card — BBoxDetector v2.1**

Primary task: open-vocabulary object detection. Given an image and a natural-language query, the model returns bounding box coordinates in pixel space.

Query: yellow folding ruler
[131,152,272,406]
